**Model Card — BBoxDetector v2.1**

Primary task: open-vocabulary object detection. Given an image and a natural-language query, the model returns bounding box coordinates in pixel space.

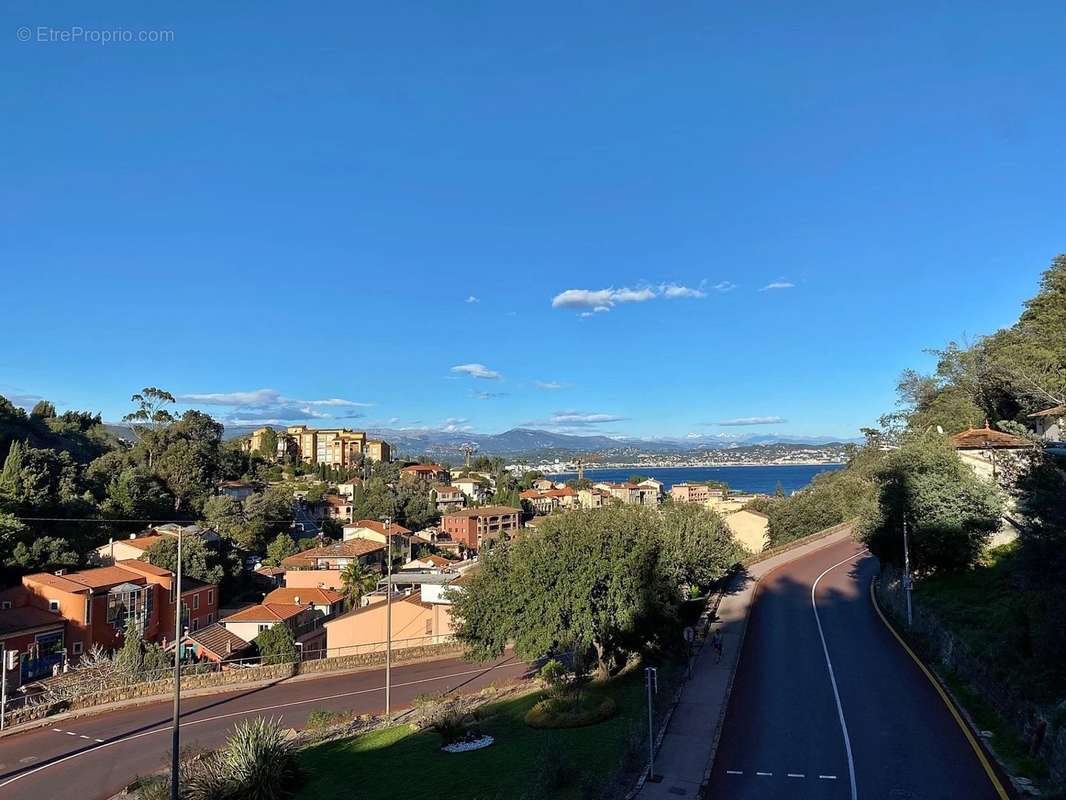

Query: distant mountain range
[110,423,858,458]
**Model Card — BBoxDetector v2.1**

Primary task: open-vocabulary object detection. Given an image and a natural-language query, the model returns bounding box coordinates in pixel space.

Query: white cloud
[552,283,708,313]
[535,381,565,390]
[660,283,706,299]
[760,280,795,291]
[713,281,737,292]
[465,295,480,304]
[550,410,628,425]
[472,391,508,400]
[450,363,502,380]
[175,388,372,424]
[441,417,474,433]
[709,416,788,426]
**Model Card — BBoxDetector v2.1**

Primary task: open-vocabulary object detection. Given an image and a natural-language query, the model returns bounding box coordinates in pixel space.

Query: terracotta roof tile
[264,587,344,606]
[223,603,306,623]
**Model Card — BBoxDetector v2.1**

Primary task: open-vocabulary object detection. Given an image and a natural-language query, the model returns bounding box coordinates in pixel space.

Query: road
[0,652,527,800]
[705,537,1004,800]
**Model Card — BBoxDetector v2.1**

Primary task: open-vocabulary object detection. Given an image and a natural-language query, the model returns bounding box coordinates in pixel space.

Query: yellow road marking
[868,579,1010,800]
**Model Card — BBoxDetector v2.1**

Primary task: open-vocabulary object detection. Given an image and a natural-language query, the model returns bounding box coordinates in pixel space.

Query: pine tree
[0,439,24,496]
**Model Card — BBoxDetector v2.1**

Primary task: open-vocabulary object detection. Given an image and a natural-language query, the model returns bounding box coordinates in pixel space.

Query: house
[0,587,67,686]
[263,587,344,621]
[19,564,172,657]
[336,478,362,500]
[316,494,355,524]
[365,440,392,463]
[578,486,613,509]
[531,478,558,492]
[401,554,455,571]
[176,623,254,664]
[431,484,466,512]
[118,561,219,636]
[342,519,412,561]
[253,566,286,589]
[400,464,451,484]
[594,482,660,507]
[723,509,770,553]
[219,602,323,653]
[218,480,256,501]
[1028,404,1065,443]
[950,422,1035,480]
[324,564,477,656]
[441,506,521,552]
[520,489,558,515]
[451,477,491,504]
[669,483,724,504]
[282,539,386,592]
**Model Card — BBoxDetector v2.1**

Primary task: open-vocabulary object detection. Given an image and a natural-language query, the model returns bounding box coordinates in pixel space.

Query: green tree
[658,503,741,592]
[114,616,170,680]
[123,387,176,470]
[255,623,299,664]
[30,400,57,420]
[452,506,674,676]
[6,536,78,573]
[860,434,1004,573]
[143,534,225,585]
[0,439,24,498]
[263,532,299,567]
[152,411,224,514]
[257,427,279,460]
[340,560,378,607]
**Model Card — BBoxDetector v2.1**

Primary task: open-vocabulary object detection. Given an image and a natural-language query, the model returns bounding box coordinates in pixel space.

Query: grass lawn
[297,668,662,800]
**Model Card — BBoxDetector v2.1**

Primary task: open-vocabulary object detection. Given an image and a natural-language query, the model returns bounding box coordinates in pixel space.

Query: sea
[545,464,844,495]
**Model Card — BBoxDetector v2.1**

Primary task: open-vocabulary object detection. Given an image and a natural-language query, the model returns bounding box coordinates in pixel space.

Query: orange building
[440,506,521,551]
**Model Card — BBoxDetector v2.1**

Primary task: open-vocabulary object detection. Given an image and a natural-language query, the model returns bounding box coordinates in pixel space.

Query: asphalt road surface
[706,537,1003,800]
[0,652,526,800]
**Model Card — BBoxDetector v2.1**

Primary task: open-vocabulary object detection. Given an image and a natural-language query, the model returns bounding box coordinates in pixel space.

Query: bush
[424,699,480,745]
[305,709,357,730]
[524,691,617,729]
[538,658,567,693]
[184,717,302,800]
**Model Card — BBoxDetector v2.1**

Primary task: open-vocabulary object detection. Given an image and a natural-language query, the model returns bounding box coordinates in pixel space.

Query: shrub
[184,717,302,800]
[135,775,170,800]
[538,659,567,693]
[524,691,617,729]
[305,709,356,730]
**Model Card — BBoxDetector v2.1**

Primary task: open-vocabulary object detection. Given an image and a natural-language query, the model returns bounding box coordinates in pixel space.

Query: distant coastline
[544,463,845,495]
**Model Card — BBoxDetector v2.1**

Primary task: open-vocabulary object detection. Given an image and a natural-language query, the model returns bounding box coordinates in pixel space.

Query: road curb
[869,577,1015,800]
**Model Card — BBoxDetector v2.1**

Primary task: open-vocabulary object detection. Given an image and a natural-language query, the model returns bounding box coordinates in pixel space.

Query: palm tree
[340,561,378,608]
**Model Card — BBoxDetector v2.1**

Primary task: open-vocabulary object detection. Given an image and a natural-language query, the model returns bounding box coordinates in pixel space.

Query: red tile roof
[348,519,412,535]
[1029,404,1066,418]
[184,623,252,659]
[223,603,306,623]
[264,587,344,606]
[0,605,66,636]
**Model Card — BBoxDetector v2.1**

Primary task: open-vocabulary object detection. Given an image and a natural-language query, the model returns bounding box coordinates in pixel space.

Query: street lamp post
[902,517,913,627]
[383,515,393,718]
[171,529,183,800]
[645,666,659,782]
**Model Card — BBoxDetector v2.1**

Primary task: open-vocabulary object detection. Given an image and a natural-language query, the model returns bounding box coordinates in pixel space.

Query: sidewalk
[636,526,856,799]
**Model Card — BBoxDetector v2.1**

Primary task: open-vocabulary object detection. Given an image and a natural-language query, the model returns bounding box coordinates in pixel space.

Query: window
[190,617,200,632]
[193,594,200,610]
[258,624,270,633]
[1,600,11,610]
[425,619,433,635]
[71,641,83,655]
[49,600,60,612]
[207,589,214,606]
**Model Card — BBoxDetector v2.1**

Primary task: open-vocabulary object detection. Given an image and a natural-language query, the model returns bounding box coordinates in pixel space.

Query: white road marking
[0,659,524,790]
[819,774,838,780]
[756,771,773,776]
[811,549,866,800]
[726,770,743,775]
[64,731,76,736]
[787,773,805,778]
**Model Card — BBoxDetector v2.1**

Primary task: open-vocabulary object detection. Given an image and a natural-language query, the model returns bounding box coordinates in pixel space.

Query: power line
[9,516,299,524]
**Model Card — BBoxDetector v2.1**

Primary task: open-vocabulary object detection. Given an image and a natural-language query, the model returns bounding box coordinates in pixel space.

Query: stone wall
[876,567,1066,786]
[6,641,465,728]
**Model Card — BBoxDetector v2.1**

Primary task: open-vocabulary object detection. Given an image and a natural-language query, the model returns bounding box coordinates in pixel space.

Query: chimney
[294,595,300,605]
[54,569,67,576]
[129,533,137,540]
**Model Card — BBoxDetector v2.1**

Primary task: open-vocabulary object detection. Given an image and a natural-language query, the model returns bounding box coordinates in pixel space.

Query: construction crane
[461,444,479,468]
[575,452,602,482]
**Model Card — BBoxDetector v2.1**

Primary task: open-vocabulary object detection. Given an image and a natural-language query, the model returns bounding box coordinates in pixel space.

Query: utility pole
[645,666,659,782]
[1,647,8,732]
[384,515,393,718]
[902,517,913,627]
[170,530,183,800]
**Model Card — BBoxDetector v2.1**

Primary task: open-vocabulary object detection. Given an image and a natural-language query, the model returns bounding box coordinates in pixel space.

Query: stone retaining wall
[876,566,1066,787]
[6,641,464,728]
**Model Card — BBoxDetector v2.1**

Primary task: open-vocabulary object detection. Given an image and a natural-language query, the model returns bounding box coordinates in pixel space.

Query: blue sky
[2,2,1064,440]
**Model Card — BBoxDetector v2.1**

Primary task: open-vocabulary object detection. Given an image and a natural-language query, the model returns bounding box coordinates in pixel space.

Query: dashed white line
[819,774,838,780]
[756,771,773,776]
[726,770,743,775]
[787,773,805,778]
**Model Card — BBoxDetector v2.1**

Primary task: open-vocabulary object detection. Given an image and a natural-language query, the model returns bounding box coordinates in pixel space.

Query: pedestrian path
[635,527,855,799]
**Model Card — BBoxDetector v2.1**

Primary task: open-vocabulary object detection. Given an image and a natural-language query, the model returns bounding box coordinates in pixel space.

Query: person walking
[711,629,724,663]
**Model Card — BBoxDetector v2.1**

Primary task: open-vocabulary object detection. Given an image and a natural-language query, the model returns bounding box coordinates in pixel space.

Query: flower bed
[524,691,617,729]
[442,734,494,753]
